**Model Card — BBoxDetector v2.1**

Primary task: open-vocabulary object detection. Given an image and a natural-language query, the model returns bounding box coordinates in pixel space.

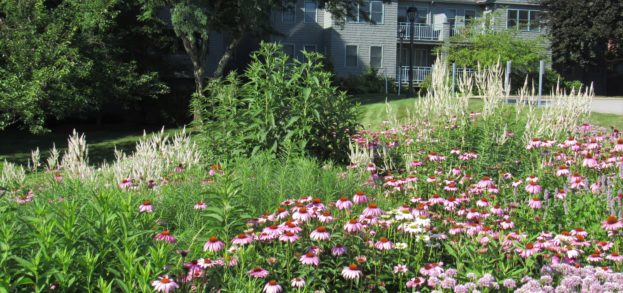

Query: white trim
[345,45,358,68]
[369,0,384,25]
[304,0,317,23]
[369,45,383,69]
[506,9,541,32]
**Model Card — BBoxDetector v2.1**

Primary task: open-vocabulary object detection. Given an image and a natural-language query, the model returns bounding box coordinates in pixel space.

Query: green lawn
[358,95,623,130]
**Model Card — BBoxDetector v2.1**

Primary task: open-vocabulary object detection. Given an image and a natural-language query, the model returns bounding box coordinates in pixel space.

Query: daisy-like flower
[310,226,331,241]
[587,250,603,262]
[500,218,514,230]
[614,138,623,152]
[331,245,347,256]
[393,264,408,274]
[555,189,567,199]
[139,200,154,213]
[299,252,320,266]
[517,242,540,258]
[194,201,207,210]
[197,258,217,269]
[292,207,312,222]
[151,276,179,292]
[274,207,290,220]
[583,153,598,168]
[601,215,623,231]
[119,178,134,189]
[528,198,542,209]
[263,280,283,293]
[344,219,363,233]
[336,196,353,210]
[606,252,623,262]
[318,212,334,223]
[290,277,305,288]
[248,267,270,278]
[281,220,302,233]
[406,277,425,288]
[362,203,382,217]
[556,166,570,177]
[352,191,368,204]
[279,231,299,243]
[204,236,225,252]
[374,237,394,250]
[232,233,254,245]
[525,182,542,194]
[154,231,177,243]
[477,176,494,188]
[341,264,363,280]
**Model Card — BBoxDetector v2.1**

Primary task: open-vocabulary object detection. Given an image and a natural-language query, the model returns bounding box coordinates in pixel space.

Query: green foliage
[0,0,168,134]
[336,68,393,95]
[192,42,360,162]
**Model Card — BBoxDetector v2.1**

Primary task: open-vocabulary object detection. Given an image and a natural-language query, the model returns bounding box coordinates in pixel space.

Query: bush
[336,67,393,95]
[192,42,360,162]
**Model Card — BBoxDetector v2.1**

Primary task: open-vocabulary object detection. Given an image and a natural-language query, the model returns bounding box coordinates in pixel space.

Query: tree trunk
[181,36,209,121]
[213,34,243,78]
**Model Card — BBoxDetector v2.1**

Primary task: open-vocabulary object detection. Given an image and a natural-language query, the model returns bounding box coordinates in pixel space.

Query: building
[264,0,546,85]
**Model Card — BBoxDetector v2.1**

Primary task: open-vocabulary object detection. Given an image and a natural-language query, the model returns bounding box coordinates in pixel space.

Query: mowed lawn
[358,95,623,130]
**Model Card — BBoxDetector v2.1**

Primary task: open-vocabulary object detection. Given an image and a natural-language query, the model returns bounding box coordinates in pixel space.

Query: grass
[0,125,181,165]
[358,95,623,130]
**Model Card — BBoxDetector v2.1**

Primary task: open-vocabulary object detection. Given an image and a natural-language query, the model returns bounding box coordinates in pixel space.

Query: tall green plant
[193,42,360,162]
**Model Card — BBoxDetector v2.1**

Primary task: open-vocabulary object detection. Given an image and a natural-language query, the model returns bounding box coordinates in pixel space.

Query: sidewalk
[591,98,623,115]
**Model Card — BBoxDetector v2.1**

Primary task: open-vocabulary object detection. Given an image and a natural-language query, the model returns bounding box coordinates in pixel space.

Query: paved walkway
[591,98,623,115]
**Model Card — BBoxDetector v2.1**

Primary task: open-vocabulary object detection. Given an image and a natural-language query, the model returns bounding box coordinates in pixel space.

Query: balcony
[396,66,477,85]
[397,23,443,41]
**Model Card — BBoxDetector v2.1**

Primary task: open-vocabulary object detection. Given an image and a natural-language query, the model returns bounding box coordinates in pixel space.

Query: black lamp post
[398,28,405,96]
[407,7,417,97]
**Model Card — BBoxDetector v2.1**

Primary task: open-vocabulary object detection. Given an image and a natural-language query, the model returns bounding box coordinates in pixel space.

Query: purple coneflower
[275,207,290,220]
[248,267,269,278]
[279,231,299,243]
[119,178,134,189]
[204,236,225,252]
[292,208,312,222]
[263,280,283,293]
[154,231,177,243]
[310,226,331,241]
[477,176,493,188]
[528,197,542,209]
[606,252,623,262]
[601,216,623,231]
[336,196,353,210]
[556,165,570,177]
[393,264,408,274]
[197,258,217,269]
[152,276,179,292]
[318,212,334,223]
[341,264,363,280]
[517,242,540,258]
[587,250,603,262]
[344,219,363,233]
[525,182,542,194]
[362,203,382,217]
[299,252,319,266]
[194,201,207,210]
[290,277,305,288]
[139,200,154,213]
[375,237,394,250]
[232,233,254,245]
[352,191,368,204]
[331,245,347,256]
[406,277,425,288]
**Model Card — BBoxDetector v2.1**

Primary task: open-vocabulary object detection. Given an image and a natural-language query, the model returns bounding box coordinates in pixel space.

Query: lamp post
[398,28,405,96]
[407,7,417,97]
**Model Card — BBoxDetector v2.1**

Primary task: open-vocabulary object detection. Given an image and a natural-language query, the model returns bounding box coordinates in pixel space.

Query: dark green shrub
[192,42,360,162]
[336,67,393,94]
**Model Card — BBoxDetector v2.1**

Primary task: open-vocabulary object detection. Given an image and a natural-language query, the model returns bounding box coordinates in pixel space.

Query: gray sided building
[261,0,547,85]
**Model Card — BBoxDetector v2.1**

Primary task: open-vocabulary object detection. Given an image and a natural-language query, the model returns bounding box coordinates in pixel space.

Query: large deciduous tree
[0,0,169,133]
[540,0,623,93]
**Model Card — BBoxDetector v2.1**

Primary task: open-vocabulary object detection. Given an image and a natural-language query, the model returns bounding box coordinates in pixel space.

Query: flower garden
[1,64,623,293]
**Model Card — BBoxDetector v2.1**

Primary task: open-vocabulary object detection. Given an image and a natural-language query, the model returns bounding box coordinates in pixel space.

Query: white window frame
[369,0,384,24]
[345,45,358,67]
[304,0,317,23]
[282,2,296,24]
[506,9,541,32]
[369,45,383,69]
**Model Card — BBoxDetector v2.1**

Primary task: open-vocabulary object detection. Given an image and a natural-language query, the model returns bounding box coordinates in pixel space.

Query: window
[283,44,295,58]
[370,1,383,24]
[446,9,456,26]
[282,2,295,24]
[303,45,317,52]
[370,46,382,69]
[304,0,317,23]
[507,9,541,31]
[464,10,476,24]
[345,45,358,67]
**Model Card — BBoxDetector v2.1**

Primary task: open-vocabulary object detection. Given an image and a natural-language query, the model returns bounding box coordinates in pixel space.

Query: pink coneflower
[263,280,283,293]
[528,198,542,209]
[299,252,319,266]
[318,212,334,223]
[556,166,570,177]
[427,152,445,161]
[248,267,270,278]
[307,198,325,211]
[331,245,347,256]
[426,175,437,183]
[281,221,302,233]
[344,219,363,233]
[601,216,623,231]
[517,242,540,258]
[477,176,493,188]
[291,277,305,288]
[194,201,207,210]
[263,224,282,238]
[174,163,185,173]
[232,233,254,245]
[588,250,603,262]
[555,189,567,199]
[151,276,179,292]
[419,262,444,277]
[310,226,331,241]
[204,236,225,252]
[292,207,312,222]
[444,182,459,191]
[527,138,541,149]
[15,194,34,204]
[525,182,542,194]
[526,175,539,183]
[366,163,376,172]
[119,178,134,189]
[570,177,586,189]
[500,218,514,230]
[139,200,154,213]
[336,196,353,210]
[341,264,363,280]
[476,198,489,207]
[278,231,299,243]
[352,191,368,204]
[583,153,598,167]
[614,138,623,152]
[406,277,425,288]
[362,203,382,217]
[54,173,63,181]
[375,237,394,250]
[154,231,177,243]
[393,264,408,274]
[274,207,290,220]
[197,258,217,269]
[606,252,623,262]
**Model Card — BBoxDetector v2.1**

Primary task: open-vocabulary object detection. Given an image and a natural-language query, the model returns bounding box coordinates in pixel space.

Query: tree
[0,0,168,133]
[540,0,623,93]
